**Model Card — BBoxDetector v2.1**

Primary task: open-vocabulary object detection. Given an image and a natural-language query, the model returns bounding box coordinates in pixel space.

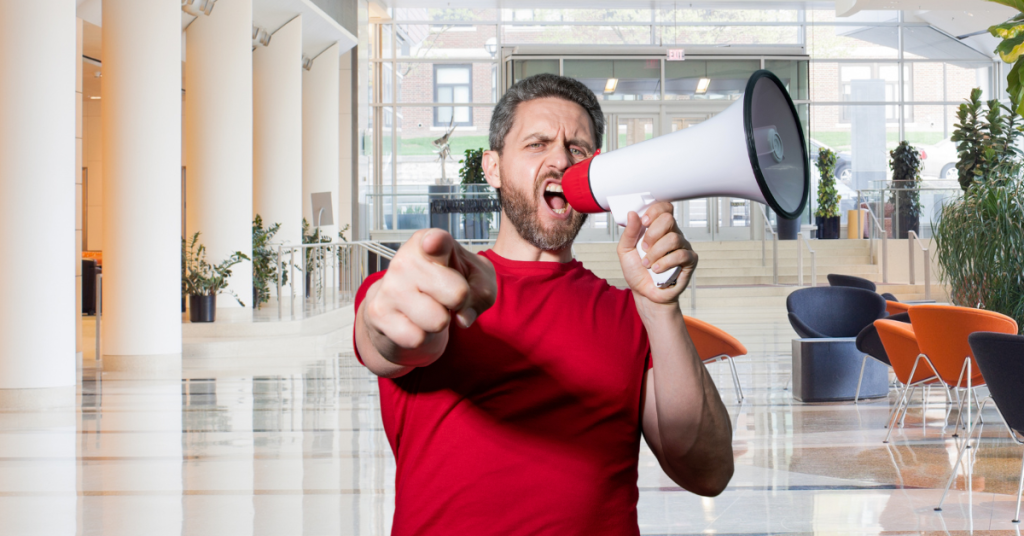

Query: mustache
[536,170,563,188]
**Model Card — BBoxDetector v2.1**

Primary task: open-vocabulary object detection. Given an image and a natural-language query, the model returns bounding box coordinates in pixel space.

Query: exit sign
[666,49,685,61]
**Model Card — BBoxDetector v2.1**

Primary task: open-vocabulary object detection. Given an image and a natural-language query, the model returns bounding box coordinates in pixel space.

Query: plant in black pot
[252,215,288,310]
[888,141,922,239]
[458,147,493,240]
[182,232,249,322]
[814,147,841,239]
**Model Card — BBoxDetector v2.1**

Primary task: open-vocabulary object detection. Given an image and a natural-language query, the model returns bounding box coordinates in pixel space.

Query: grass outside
[398,135,490,157]
[813,131,947,152]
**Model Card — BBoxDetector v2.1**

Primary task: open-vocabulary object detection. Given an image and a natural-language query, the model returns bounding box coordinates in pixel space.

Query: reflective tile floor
[3,307,1024,535]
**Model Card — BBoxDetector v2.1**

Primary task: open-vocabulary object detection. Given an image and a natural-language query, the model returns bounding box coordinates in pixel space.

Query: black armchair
[827,273,877,292]
[787,286,888,339]
[937,332,1024,521]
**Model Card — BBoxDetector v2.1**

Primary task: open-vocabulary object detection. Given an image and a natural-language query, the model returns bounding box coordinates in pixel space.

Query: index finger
[640,201,674,226]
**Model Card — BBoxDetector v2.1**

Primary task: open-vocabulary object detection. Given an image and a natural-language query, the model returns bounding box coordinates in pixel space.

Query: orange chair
[875,319,945,442]
[684,316,748,402]
[886,300,911,316]
[907,305,1018,436]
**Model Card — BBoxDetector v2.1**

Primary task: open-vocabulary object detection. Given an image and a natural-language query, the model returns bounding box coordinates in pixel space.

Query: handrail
[274,241,397,320]
[797,233,817,287]
[907,230,932,300]
[757,204,778,285]
[859,197,889,284]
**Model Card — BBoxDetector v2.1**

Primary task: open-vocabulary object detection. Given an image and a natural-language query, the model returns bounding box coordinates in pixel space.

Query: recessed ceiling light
[696,78,711,94]
[604,78,618,93]
[90,96,101,100]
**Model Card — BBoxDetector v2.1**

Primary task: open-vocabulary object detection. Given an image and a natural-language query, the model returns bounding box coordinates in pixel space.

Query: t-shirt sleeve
[352,270,387,366]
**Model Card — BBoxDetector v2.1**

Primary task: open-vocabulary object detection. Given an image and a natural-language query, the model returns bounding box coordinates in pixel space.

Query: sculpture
[433,116,457,185]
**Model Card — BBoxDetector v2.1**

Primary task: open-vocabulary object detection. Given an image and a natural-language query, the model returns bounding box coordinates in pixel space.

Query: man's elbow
[667,455,734,497]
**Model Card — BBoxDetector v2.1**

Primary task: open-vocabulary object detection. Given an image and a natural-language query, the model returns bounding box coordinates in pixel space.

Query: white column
[0,0,77,404]
[303,44,341,238]
[338,49,355,238]
[185,0,253,308]
[253,16,303,247]
[101,0,182,376]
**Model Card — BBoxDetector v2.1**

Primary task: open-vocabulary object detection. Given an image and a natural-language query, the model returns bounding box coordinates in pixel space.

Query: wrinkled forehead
[509,97,596,146]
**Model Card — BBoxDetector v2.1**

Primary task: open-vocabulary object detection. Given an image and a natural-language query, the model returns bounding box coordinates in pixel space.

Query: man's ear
[482,150,501,189]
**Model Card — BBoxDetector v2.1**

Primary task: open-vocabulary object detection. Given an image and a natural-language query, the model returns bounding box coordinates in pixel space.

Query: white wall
[302,43,341,238]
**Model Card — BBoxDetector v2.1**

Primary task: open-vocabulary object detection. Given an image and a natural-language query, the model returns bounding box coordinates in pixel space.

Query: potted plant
[888,141,923,239]
[458,147,492,240]
[932,0,1024,332]
[252,215,288,310]
[302,218,332,299]
[182,232,249,322]
[814,147,841,239]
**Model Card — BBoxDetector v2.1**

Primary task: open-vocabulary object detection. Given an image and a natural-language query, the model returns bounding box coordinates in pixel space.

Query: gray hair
[489,73,605,154]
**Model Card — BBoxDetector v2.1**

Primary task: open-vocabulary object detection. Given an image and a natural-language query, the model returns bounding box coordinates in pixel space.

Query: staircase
[573,239,945,309]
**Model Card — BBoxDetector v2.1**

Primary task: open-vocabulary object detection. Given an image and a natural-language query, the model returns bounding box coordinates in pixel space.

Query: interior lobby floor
[4,307,1023,535]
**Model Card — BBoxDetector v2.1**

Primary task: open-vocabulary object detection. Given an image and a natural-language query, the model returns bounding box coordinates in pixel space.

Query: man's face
[491,97,596,251]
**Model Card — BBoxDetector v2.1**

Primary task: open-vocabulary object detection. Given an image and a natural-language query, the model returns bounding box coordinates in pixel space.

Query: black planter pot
[181,296,186,313]
[253,287,259,309]
[816,216,841,239]
[776,216,801,240]
[896,213,920,239]
[305,270,313,298]
[189,294,217,323]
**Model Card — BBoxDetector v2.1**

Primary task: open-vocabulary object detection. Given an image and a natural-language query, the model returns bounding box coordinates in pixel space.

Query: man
[354,73,733,535]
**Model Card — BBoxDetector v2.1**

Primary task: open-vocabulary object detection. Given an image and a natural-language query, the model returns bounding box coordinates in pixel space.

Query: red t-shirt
[354,249,652,535]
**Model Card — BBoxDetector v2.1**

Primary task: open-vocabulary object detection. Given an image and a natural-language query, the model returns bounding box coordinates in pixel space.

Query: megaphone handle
[636,229,683,289]
[607,193,683,289]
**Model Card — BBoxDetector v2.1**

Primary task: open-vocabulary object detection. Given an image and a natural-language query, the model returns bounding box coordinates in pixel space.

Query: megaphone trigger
[607,193,682,289]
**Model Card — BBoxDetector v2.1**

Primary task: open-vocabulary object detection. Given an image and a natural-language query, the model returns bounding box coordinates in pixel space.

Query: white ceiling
[76,0,356,62]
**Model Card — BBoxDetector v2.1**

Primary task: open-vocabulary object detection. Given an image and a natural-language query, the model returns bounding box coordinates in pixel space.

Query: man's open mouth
[543,183,569,215]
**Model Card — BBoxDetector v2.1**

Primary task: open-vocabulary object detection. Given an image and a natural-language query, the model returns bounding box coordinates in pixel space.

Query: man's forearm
[640,301,734,495]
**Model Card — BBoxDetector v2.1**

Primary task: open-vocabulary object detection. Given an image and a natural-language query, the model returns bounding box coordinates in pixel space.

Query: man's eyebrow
[521,132,594,153]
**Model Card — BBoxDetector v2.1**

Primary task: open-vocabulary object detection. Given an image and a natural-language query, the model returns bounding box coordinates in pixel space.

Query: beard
[499,166,588,252]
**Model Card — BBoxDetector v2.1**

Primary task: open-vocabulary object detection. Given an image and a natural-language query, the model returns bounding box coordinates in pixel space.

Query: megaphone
[562,70,809,288]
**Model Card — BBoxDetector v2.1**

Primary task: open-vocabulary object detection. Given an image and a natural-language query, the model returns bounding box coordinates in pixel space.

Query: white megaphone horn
[562,70,810,288]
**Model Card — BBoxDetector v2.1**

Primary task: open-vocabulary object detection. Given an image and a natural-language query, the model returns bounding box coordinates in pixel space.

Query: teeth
[545,183,563,193]
[552,207,567,214]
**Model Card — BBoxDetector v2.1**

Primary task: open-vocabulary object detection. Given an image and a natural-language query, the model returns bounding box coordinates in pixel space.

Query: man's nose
[547,144,572,173]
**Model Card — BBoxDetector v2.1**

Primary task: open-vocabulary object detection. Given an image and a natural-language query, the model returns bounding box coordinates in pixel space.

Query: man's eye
[570,148,585,156]
[528,143,543,149]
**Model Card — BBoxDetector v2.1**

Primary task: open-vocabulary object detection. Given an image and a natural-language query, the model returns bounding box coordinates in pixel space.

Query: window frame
[433,64,474,127]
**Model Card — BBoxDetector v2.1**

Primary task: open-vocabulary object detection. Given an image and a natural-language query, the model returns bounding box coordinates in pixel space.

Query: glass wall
[364,7,997,237]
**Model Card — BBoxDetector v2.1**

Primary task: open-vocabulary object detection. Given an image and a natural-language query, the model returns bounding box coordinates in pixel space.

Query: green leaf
[996,33,1024,63]
[990,20,1024,39]
[986,0,1024,12]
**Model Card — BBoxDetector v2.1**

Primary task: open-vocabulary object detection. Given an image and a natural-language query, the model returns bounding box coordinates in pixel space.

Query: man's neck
[490,214,574,263]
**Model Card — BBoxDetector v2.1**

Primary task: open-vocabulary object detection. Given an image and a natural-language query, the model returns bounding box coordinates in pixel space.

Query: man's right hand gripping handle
[355,229,497,378]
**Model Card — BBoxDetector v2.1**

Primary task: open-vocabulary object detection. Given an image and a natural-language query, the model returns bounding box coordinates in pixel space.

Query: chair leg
[1015,447,1024,523]
[936,414,982,512]
[899,385,918,428]
[885,385,914,443]
[972,389,985,425]
[854,354,868,404]
[727,356,744,402]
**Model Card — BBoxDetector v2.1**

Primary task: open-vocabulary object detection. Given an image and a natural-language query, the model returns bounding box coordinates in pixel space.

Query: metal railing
[907,230,932,301]
[274,241,397,320]
[797,233,817,287]
[861,201,889,284]
[758,204,778,285]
